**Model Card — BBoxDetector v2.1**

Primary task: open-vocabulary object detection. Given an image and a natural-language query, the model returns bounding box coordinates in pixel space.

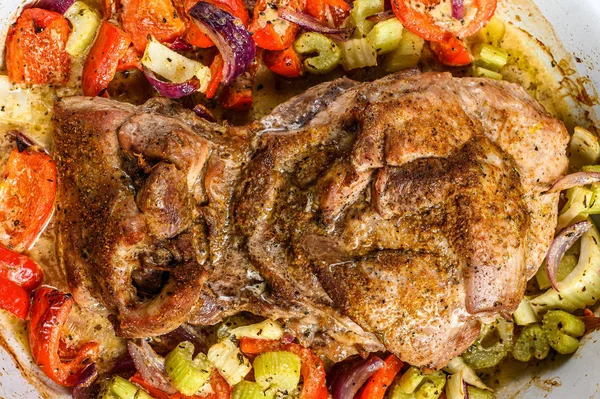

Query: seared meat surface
[236,72,568,368]
[54,72,569,368]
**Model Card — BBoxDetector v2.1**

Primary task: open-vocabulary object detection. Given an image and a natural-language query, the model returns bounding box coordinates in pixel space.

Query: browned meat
[54,72,569,369]
[235,72,569,368]
[53,97,242,338]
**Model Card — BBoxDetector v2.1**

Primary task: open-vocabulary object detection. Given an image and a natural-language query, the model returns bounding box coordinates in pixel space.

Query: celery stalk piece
[531,218,600,312]
[207,339,252,386]
[512,324,550,362]
[414,371,446,399]
[462,319,513,370]
[469,66,502,80]
[165,341,211,396]
[229,319,284,341]
[141,38,211,92]
[294,32,341,74]
[253,351,301,393]
[474,44,508,70]
[366,18,403,55]
[466,386,493,399]
[542,310,585,355]
[99,376,155,399]
[64,1,101,57]
[232,381,275,399]
[397,366,425,394]
[389,386,413,399]
[383,30,424,73]
[570,126,600,168]
[349,0,384,36]
[338,38,377,70]
[473,16,505,46]
[512,297,538,326]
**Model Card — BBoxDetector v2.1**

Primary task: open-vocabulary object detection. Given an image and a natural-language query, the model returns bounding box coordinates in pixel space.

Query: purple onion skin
[278,7,354,35]
[109,356,137,379]
[188,1,256,85]
[71,363,100,399]
[169,38,194,52]
[330,356,385,399]
[36,0,76,14]
[463,378,470,399]
[452,0,466,20]
[143,68,201,99]
[546,220,592,291]
[192,104,217,123]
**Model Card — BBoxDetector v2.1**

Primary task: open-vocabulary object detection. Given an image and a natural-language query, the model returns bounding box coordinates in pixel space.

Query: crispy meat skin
[54,72,569,369]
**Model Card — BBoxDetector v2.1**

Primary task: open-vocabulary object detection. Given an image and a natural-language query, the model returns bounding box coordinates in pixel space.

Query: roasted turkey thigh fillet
[53,72,569,369]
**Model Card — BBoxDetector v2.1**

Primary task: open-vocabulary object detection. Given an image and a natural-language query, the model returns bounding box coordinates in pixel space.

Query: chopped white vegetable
[207,339,252,386]
[228,319,284,341]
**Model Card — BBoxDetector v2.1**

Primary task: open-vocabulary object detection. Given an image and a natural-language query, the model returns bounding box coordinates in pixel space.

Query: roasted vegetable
[542,310,585,355]
[165,341,211,396]
[294,32,342,74]
[512,324,550,362]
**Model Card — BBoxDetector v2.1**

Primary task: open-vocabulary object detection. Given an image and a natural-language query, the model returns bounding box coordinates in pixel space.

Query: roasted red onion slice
[330,356,385,399]
[278,7,355,35]
[547,172,600,193]
[452,0,466,19]
[36,0,75,14]
[546,220,593,291]
[366,10,395,23]
[143,68,200,99]
[189,1,256,85]
[71,363,99,399]
[127,340,177,394]
[169,38,193,52]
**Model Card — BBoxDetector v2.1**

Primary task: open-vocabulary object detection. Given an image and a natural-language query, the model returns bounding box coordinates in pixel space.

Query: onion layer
[546,220,593,292]
[188,2,256,85]
[36,0,76,14]
[330,356,385,399]
[71,364,99,399]
[547,172,600,193]
[127,340,177,394]
[169,37,193,52]
[278,7,354,35]
[142,68,200,99]
[452,0,466,20]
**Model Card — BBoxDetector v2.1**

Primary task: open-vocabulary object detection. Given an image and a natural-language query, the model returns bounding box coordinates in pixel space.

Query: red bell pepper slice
[5,8,70,85]
[122,0,186,53]
[0,276,30,319]
[305,0,350,26]
[355,354,404,399]
[117,46,142,72]
[249,0,303,50]
[29,287,99,387]
[220,87,253,111]
[429,35,473,66]
[82,21,132,97]
[239,338,328,399]
[391,0,497,42]
[0,147,57,253]
[0,245,43,291]
[263,47,303,78]
[206,54,225,99]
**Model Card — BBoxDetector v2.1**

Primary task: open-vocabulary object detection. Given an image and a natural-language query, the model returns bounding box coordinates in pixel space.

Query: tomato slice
[0,276,30,319]
[5,8,70,85]
[429,35,473,66]
[29,287,99,387]
[117,46,142,72]
[82,21,132,97]
[249,0,303,50]
[263,47,303,78]
[0,245,44,291]
[205,54,225,99]
[391,0,497,42]
[220,87,253,111]
[122,0,186,53]
[305,0,350,26]
[0,147,56,253]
